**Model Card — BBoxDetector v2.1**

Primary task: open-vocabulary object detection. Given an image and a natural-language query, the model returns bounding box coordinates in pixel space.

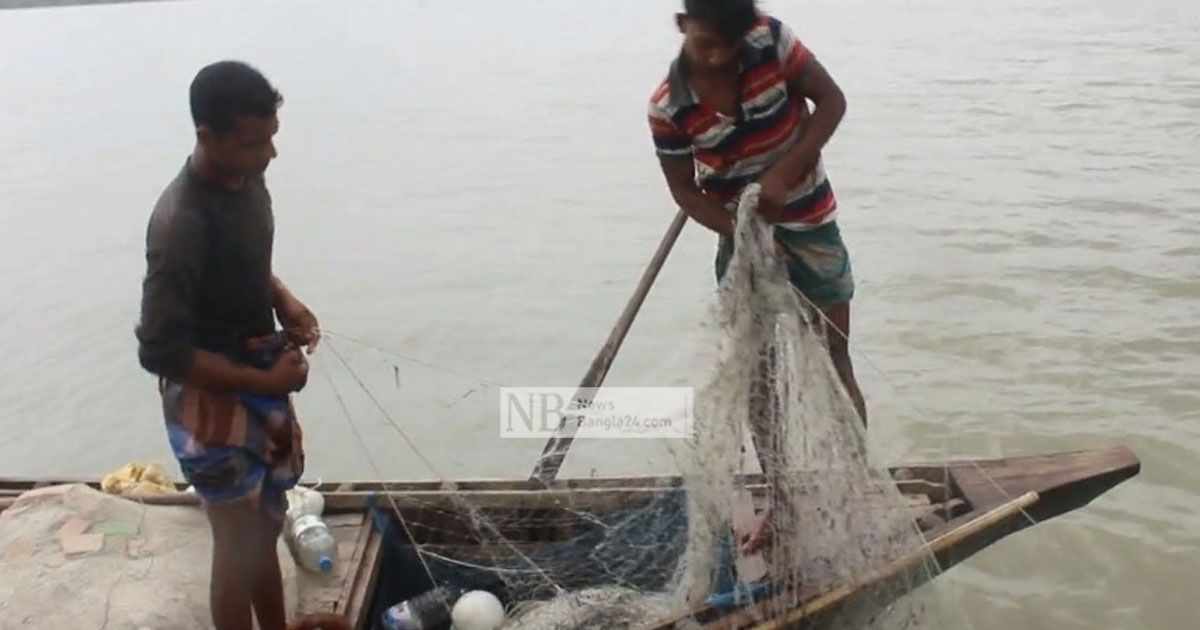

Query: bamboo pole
[640,491,1040,630]
[530,209,689,483]
[751,491,1040,630]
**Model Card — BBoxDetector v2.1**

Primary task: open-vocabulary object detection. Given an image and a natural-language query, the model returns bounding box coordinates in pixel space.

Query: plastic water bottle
[380,586,463,630]
[290,514,336,573]
[285,487,336,574]
[286,486,325,522]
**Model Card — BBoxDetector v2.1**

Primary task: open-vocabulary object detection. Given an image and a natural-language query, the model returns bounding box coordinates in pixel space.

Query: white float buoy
[450,590,505,630]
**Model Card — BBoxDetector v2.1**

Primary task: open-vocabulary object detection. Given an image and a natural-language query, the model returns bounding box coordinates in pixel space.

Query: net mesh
[0,186,955,629]
[378,186,951,629]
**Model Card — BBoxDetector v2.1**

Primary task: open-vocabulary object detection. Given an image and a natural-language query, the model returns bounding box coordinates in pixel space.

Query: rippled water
[2,0,1198,627]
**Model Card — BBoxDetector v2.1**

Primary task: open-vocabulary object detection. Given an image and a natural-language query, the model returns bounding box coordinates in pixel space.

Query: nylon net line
[357,185,954,629]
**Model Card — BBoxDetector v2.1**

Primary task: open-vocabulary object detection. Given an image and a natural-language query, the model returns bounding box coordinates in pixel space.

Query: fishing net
[659,184,946,629]
[0,483,300,630]
[363,185,951,629]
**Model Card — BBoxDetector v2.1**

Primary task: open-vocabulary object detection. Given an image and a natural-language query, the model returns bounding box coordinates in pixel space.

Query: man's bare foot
[736,508,773,555]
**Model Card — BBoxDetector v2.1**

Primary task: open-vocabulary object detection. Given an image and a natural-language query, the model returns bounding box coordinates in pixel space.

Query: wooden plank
[907,493,931,506]
[0,447,1142,629]
[308,474,944,496]
[0,447,1137,529]
[891,465,955,486]
[0,472,947,496]
[937,497,968,518]
[890,479,950,503]
[294,513,368,617]
[918,448,1139,576]
[321,487,669,513]
[346,517,384,629]
[948,446,1138,511]
[641,448,1140,630]
[643,493,1040,630]
[746,493,1041,630]
[0,487,660,517]
[321,484,937,515]
[339,513,374,614]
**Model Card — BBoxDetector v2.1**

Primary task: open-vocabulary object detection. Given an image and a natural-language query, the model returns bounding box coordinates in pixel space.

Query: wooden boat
[0,445,1138,629]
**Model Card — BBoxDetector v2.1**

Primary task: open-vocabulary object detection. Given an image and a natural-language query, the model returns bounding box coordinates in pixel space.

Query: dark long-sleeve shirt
[136,159,276,380]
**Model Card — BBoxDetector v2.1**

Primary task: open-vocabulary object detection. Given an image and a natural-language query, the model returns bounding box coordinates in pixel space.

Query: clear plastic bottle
[285,487,335,574]
[380,586,463,630]
[285,486,325,522]
[290,514,336,573]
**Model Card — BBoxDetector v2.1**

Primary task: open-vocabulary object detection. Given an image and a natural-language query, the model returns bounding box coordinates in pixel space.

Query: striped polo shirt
[647,15,837,231]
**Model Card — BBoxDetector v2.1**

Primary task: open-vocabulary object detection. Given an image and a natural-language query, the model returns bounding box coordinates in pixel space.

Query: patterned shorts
[715,220,855,309]
[161,334,305,520]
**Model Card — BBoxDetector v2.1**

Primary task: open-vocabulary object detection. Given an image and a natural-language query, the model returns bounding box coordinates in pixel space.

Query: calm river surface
[2,0,1197,627]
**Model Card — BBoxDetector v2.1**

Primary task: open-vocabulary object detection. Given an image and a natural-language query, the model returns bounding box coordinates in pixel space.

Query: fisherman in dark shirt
[136,60,319,630]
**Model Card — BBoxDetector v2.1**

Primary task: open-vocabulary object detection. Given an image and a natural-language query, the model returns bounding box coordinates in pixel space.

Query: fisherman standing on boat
[135,60,319,630]
[646,0,862,554]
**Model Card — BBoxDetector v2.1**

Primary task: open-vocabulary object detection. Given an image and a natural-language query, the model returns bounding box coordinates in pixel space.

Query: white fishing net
[661,184,945,629]
[0,190,953,630]
[0,484,299,630]
[379,185,951,629]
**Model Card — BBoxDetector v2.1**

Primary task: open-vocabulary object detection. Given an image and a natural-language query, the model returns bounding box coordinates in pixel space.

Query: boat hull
[0,446,1139,629]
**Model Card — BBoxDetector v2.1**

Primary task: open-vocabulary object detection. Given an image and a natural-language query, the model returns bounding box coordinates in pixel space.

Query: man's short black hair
[684,0,759,44]
[189,60,283,135]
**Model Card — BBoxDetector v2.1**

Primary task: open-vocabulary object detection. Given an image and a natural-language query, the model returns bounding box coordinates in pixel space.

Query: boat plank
[295,513,367,616]
[948,446,1138,510]
[643,493,1041,630]
[345,520,384,629]
[0,447,1140,630]
[0,474,941,497]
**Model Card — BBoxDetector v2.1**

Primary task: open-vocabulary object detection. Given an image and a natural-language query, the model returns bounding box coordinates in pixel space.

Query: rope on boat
[316,347,442,589]
[324,329,510,389]
[331,309,1033,537]
[327,315,1038,536]
[320,338,567,597]
[314,191,1040,624]
[784,286,1041,534]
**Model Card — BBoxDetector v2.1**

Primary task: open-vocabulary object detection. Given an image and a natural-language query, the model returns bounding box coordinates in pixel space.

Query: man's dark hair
[189,60,283,135]
[684,0,759,44]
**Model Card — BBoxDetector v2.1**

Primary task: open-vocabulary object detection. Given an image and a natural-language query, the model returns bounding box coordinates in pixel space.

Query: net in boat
[0,483,300,630]
[368,185,950,629]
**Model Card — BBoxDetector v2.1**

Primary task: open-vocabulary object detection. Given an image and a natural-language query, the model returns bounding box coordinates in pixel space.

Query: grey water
[2,0,1198,628]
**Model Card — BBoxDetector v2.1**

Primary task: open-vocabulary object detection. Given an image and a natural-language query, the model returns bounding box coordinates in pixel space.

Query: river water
[1,0,1197,628]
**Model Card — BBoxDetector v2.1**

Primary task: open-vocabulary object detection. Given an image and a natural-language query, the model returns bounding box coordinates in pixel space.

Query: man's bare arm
[763,58,840,184]
[761,58,847,190]
[271,274,321,352]
[184,349,284,394]
[271,275,297,308]
[657,155,735,236]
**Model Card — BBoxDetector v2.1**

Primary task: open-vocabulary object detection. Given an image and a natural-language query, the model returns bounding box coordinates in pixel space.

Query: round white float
[450,590,505,630]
